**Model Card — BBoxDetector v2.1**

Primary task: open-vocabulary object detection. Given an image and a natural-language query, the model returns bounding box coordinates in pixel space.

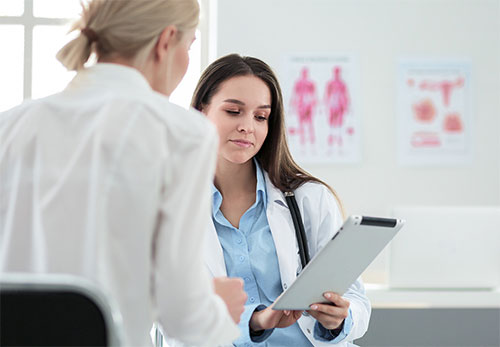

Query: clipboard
[272,215,405,310]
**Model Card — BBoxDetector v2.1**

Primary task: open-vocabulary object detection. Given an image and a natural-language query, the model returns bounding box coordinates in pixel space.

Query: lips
[230,139,253,148]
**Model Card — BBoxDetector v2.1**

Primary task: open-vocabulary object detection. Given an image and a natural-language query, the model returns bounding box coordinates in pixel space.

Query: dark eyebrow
[223,99,271,109]
[223,99,245,105]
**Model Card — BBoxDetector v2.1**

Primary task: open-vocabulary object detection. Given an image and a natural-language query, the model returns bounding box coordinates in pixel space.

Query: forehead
[213,75,271,104]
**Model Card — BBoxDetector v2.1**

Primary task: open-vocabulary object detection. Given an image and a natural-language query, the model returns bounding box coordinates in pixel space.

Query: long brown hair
[191,54,344,216]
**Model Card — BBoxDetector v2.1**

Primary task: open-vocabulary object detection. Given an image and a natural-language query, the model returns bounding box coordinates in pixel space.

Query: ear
[154,25,178,62]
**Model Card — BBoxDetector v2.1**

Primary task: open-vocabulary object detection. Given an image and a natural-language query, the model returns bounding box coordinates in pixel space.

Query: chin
[164,85,176,97]
[225,154,253,165]
[153,84,170,97]
[163,80,180,97]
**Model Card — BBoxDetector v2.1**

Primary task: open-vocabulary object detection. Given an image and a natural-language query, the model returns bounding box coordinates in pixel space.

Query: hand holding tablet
[272,216,405,311]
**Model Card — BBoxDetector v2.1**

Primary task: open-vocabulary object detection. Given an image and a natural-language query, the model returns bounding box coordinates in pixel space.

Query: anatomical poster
[280,53,361,164]
[397,60,472,166]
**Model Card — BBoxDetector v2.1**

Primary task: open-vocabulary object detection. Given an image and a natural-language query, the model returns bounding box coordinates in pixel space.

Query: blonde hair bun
[56,0,199,71]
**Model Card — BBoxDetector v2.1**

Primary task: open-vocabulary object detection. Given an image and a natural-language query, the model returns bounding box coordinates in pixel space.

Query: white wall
[215,0,500,282]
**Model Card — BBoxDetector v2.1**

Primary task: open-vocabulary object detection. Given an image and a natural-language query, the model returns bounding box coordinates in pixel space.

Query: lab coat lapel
[204,223,227,277]
[264,173,298,287]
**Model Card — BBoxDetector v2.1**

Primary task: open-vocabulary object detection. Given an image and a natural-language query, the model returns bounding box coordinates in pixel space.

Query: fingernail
[310,305,318,310]
[324,293,331,298]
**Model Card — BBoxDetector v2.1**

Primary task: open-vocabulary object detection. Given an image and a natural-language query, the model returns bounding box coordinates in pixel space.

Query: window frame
[0,0,212,106]
[0,0,71,100]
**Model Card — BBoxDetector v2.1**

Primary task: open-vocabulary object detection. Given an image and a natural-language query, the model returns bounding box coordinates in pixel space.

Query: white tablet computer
[273,215,404,310]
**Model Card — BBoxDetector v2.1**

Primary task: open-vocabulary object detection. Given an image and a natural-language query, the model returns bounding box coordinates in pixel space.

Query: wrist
[249,312,264,332]
[320,319,344,336]
[250,326,265,336]
[331,319,344,333]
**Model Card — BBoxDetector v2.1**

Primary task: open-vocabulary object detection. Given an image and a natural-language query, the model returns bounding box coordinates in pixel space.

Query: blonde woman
[191,54,371,346]
[0,1,245,346]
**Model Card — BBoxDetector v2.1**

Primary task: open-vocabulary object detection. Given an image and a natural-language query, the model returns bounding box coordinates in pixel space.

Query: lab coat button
[236,238,242,244]
[239,256,245,262]
[283,283,287,289]
[250,297,255,303]
[307,328,311,334]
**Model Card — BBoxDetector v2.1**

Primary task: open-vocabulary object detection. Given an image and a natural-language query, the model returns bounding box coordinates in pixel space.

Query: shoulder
[294,181,331,201]
[0,97,51,134]
[294,181,342,219]
[1,98,39,119]
[262,173,339,210]
[146,92,217,147]
[97,90,217,153]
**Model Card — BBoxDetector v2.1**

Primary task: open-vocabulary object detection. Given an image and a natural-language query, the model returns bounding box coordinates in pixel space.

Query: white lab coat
[0,63,239,346]
[204,172,371,346]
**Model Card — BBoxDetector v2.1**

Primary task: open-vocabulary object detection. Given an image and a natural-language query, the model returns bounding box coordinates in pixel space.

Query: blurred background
[1,1,499,346]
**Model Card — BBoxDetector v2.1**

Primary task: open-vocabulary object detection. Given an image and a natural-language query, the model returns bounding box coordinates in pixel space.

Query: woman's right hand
[213,277,247,324]
[249,306,303,332]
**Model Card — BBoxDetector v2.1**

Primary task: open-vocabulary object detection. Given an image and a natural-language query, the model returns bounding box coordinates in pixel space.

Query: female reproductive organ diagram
[408,76,465,149]
[398,62,471,165]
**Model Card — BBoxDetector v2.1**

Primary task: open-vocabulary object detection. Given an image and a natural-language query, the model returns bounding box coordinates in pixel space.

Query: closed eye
[255,115,268,121]
[226,110,240,115]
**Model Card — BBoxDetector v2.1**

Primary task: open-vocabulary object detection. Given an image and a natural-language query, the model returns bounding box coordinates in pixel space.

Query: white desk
[356,285,500,347]
[365,284,500,308]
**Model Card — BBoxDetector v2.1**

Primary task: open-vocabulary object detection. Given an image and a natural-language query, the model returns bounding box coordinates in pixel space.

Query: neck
[214,158,256,198]
[98,54,169,96]
[98,55,137,69]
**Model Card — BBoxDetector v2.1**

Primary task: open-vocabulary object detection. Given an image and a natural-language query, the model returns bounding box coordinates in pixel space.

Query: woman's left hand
[307,292,350,330]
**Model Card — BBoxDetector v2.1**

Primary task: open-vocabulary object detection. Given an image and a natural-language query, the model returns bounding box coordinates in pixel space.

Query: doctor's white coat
[204,173,371,347]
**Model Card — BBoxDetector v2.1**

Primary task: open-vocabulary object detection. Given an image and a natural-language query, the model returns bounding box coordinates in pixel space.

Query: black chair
[0,274,123,347]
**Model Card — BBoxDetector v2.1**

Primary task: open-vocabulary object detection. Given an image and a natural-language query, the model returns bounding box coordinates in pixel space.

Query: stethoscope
[284,191,310,270]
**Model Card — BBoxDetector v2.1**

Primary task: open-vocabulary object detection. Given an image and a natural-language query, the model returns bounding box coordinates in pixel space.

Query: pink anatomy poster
[397,60,472,166]
[281,54,361,164]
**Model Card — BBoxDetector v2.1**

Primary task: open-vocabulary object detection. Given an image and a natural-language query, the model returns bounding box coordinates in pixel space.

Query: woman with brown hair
[191,54,371,346]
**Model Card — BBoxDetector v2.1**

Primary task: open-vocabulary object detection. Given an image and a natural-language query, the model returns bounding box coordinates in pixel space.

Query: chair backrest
[0,273,123,347]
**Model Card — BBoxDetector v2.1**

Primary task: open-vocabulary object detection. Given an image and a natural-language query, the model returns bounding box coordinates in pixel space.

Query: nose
[237,114,254,134]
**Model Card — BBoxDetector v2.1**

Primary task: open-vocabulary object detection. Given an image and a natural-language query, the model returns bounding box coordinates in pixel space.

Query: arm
[310,279,370,343]
[232,303,302,345]
[309,278,370,343]
[213,277,247,324]
[234,304,274,344]
[153,123,240,346]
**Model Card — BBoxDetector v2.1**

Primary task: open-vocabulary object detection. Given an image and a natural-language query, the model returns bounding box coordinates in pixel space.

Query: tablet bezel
[272,215,404,310]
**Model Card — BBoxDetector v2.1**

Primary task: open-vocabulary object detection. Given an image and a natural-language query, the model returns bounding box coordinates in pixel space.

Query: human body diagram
[324,67,350,147]
[289,67,318,147]
[288,66,352,153]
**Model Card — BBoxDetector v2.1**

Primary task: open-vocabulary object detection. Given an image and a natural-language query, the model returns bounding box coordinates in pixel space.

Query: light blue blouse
[211,160,352,346]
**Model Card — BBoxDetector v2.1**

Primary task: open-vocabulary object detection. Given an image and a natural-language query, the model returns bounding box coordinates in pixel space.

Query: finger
[233,277,245,288]
[293,310,303,320]
[322,292,350,308]
[270,308,286,318]
[309,303,348,319]
[307,310,344,330]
